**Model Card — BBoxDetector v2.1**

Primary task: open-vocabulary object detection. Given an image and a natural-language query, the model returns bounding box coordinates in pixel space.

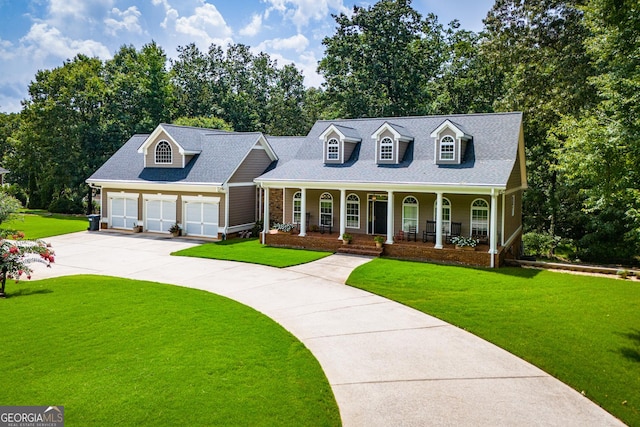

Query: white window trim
[319,192,333,226]
[293,191,302,224]
[471,198,489,236]
[155,140,172,164]
[379,137,394,161]
[439,135,455,161]
[402,196,419,232]
[326,138,340,161]
[346,193,360,229]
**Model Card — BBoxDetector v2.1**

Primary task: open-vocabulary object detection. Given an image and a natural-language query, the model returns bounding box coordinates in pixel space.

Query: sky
[0,0,495,114]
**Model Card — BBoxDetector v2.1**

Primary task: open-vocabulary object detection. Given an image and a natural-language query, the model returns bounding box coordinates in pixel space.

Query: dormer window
[155,141,172,164]
[327,138,339,161]
[430,120,472,165]
[380,137,393,160]
[439,136,455,161]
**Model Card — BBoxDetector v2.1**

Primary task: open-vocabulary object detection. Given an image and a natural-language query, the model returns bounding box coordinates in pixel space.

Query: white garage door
[109,193,138,230]
[184,200,219,237]
[144,196,177,233]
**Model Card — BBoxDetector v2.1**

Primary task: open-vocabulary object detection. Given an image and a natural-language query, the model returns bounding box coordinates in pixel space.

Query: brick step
[336,245,383,257]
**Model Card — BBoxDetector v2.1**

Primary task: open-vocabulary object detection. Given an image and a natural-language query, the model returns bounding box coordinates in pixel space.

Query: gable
[143,130,183,168]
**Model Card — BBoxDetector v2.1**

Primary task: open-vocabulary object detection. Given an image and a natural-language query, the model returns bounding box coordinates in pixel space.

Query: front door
[368,194,388,235]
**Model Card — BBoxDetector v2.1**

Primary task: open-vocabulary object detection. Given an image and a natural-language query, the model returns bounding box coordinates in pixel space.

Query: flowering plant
[450,236,479,248]
[273,223,296,232]
[0,230,54,298]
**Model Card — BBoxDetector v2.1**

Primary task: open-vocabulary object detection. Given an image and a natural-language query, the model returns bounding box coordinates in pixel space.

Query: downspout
[223,183,230,238]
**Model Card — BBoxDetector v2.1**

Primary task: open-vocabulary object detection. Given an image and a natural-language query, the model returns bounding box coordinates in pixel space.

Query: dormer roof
[372,122,414,142]
[318,124,361,143]
[430,119,472,140]
[137,123,206,156]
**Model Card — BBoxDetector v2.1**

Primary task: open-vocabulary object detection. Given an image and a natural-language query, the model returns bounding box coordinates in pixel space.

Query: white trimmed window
[439,136,455,161]
[293,191,302,224]
[380,137,393,160]
[327,138,339,161]
[402,196,419,231]
[471,199,489,237]
[155,140,172,164]
[434,198,451,234]
[320,193,333,226]
[346,194,360,228]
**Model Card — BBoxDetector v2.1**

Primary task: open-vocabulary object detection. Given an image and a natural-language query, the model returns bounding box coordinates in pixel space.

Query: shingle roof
[87,125,266,185]
[256,112,523,188]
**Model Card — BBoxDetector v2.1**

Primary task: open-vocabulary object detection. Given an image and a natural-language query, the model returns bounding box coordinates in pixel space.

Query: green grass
[172,238,333,267]
[0,275,339,426]
[1,210,88,239]
[346,259,640,426]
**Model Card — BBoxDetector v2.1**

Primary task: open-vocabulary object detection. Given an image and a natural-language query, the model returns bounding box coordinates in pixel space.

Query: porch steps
[336,244,383,257]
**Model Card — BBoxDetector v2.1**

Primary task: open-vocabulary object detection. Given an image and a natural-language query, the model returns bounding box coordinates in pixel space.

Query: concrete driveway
[30,232,623,426]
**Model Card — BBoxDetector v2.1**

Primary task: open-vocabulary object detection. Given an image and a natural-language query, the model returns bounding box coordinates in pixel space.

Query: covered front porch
[263,229,511,268]
[259,185,521,267]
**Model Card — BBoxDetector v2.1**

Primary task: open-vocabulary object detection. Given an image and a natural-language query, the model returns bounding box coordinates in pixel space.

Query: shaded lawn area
[172,238,333,267]
[346,259,640,426]
[0,276,340,427]
[1,210,88,239]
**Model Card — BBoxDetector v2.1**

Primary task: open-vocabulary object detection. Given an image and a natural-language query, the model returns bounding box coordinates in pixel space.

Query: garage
[144,195,177,233]
[183,196,220,237]
[108,192,138,230]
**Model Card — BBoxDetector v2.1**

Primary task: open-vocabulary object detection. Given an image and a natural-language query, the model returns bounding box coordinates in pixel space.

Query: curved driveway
[32,232,623,426]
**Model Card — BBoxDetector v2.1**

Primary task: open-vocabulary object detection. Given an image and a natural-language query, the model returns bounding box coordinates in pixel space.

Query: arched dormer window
[380,137,393,161]
[155,140,172,164]
[327,138,339,161]
[439,136,455,161]
[471,199,489,237]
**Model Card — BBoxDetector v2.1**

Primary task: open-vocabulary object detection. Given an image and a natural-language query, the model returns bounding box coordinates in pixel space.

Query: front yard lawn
[172,238,333,267]
[0,275,340,427]
[1,210,88,239]
[346,259,640,426]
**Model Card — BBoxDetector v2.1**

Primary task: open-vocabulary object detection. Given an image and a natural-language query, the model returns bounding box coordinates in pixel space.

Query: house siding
[506,152,523,189]
[228,185,258,226]
[144,130,183,168]
[229,148,272,183]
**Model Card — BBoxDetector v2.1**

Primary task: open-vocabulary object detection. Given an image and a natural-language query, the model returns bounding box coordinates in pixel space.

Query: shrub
[48,196,84,214]
[523,232,562,258]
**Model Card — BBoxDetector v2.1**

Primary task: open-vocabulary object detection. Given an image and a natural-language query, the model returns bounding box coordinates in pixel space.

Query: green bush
[522,232,562,258]
[3,184,28,206]
[48,196,84,214]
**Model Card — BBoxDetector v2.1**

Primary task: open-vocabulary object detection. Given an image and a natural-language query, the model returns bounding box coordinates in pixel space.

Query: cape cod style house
[87,112,526,267]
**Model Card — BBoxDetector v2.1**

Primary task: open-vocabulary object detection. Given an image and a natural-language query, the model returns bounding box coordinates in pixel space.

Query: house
[254,112,526,267]
[87,112,526,267]
[86,124,277,238]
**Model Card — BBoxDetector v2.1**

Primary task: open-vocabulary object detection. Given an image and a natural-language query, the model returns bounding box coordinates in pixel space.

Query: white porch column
[386,190,394,244]
[299,188,307,237]
[435,192,443,249]
[339,189,346,240]
[262,187,269,244]
[490,189,499,267]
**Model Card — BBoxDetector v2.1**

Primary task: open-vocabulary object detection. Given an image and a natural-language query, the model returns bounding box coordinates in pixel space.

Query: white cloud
[264,0,349,29]
[48,0,114,24]
[104,6,143,36]
[174,3,233,47]
[239,14,263,37]
[256,34,309,53]
[151,0,179,29]
[0,39,15,60]
[21,23,111,61]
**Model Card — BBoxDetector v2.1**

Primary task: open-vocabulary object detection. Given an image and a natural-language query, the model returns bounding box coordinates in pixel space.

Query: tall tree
[554,0,640,262]
[318,0,447,118]
[482,0,597,236]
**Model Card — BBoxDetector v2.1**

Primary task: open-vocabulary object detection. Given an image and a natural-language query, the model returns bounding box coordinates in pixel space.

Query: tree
[554,0,640,262]
[482,0,597,237]
[7,54,105,211]
[0,231,54,298]
[318,0,447,118]
[0,191,21,224]
[173,116,233,131]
